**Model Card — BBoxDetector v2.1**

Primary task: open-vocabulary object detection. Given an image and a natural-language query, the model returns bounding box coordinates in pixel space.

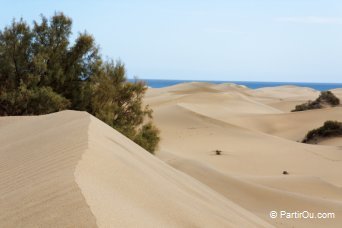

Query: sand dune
[1,82,341,227]
[0,111,271,227]
[221,107,342,142]
[167,157,342,228]
[146,83,342,227]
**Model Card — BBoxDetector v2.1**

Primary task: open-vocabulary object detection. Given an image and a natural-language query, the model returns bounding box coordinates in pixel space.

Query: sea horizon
[129,79,342,91]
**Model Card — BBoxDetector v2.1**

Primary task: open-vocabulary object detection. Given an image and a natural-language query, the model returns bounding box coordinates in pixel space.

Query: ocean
[129,79,342,91]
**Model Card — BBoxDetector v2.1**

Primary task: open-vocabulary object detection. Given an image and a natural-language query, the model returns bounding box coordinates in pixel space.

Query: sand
[1,82,341,227]
[0,110,271,227]
[145,82,342,228]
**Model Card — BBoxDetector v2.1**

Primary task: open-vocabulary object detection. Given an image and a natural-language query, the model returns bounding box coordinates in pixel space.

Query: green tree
[0,13,159,153]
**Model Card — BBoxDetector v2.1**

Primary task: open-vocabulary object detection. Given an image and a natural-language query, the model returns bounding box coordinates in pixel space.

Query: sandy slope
[0,111,271,227]
[146,82,342,228]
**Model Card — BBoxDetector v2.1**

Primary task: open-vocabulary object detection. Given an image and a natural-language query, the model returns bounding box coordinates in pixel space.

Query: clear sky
[1,0,342,82]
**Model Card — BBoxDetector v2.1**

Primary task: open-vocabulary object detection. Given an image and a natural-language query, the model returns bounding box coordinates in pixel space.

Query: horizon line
[128,78,342,84]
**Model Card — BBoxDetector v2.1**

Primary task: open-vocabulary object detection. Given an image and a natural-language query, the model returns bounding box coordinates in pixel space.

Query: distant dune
[0,110,271,227]
[146,82,342,228]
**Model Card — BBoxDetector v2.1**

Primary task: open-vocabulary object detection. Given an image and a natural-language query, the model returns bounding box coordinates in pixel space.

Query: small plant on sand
[282,171,289,175]
[215,150,222,155]
[302,121,342,143]
[292,91,340,112]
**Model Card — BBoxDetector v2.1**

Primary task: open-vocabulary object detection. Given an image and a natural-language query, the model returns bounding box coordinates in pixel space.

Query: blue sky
[1,0,342,82]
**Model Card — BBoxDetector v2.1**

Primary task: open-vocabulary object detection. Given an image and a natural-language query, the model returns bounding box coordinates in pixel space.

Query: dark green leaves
[0,13,159,153]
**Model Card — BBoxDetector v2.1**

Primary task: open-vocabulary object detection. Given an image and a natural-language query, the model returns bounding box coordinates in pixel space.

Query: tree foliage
[0,13,159,153]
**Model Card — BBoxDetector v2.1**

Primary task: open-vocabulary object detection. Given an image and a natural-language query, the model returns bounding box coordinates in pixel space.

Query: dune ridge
[0,110,272,227]
[0,111,97,227]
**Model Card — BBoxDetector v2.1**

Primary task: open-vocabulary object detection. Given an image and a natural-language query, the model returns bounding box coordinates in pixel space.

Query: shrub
[302,121,342,143]
[292,91,340,112]
[318,91,340,106]
[292,101,321,112]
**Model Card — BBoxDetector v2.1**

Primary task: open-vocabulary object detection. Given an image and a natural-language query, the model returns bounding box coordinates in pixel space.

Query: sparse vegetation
[302,121,342,144]
[0,13,159,153]
[292,91,340,112]
[282,171,289,175]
